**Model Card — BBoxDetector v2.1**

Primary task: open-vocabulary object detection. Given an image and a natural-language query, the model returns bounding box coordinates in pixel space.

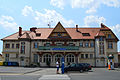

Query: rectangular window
[5,54,9,62]
[85,42,89,47]
[46,43,50,46]
[90,42,94,47]
[16,54,18,58]
[12,44,14,48]
[5,54,9,57]
[34,42,38,48]
[56,43,62,46]
[99,42,104,54]
[108,34,111,38]
[16,44,19,48]
[85,54,88,58]
[69,43,74,46]
[90,54,93,59]
[81,54,84,58]
[34,54,38,63]
[5,44,10,48]
[79,42,83,47]
[108,42,113,49]
[99,37,104,41]
[21,42,25,54]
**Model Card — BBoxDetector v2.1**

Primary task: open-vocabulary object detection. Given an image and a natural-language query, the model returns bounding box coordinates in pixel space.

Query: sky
[0,0,120,53]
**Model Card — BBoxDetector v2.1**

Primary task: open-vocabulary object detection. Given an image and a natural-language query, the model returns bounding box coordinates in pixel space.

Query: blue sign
[52,48,66,50]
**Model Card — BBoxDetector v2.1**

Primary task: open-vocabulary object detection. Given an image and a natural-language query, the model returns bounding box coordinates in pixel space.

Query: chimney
[30,27,37,32]
[76,25,78,32]
[19,27,22,36]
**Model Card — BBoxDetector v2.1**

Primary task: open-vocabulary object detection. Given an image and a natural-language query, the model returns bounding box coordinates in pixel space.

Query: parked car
[80,63,92,71]
[64,63,84,73]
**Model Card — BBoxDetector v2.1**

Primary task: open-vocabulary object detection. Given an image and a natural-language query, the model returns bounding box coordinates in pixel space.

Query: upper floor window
[81,54,84,58]
[58,33,61,37]
[5,44,10,48]
[99,37,104,41]
[99,42,104,54]
[90,54,93,59]
[16,44,19,48]
[108,42,113,49]
[56,43,63,46]
[85,54,88,58]
[79,42,83,47]
[90,42,94,47]
[5,54,9,57]
[12,44,14,48]
[34,42,38,48]
[108,34,111,38]
[21,42,25,54]
[85,42,89,47]
[69,43,74,46]
[45,43,50,46]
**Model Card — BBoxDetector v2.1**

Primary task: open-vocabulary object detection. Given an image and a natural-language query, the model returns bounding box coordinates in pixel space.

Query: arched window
[66,54,75,63]
[43,54,51,63]
[55,54,63,62]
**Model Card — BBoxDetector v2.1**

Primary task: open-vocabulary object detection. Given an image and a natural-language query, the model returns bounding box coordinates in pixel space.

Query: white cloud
[22,5,33,16]
[22,6,75,27]
[71,0,120,14]
[71,0,120,13]
[84,15,106,26]
[0,15,18,31]
[50,0,120,13]
[110,24,120,35]
[50,0,65,9]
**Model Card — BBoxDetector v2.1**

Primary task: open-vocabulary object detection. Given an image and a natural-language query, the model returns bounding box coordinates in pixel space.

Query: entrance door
[20,57,24,66]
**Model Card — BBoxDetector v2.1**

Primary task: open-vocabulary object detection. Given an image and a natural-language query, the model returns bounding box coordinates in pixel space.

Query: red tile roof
[1,23,118,40]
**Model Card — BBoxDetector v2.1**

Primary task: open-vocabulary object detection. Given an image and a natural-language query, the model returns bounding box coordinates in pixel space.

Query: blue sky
[0,0,120,53]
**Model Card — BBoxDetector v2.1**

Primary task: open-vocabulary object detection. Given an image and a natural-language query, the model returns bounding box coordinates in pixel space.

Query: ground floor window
[66,54,75,63]
[5,54,9,62]
[43,54,51,63]
[34,54,38,63]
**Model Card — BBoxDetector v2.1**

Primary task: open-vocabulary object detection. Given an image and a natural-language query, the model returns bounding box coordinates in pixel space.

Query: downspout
[94,39,96,67]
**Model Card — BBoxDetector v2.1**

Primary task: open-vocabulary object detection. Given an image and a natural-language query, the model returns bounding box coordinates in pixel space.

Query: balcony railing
[38,46,79,50]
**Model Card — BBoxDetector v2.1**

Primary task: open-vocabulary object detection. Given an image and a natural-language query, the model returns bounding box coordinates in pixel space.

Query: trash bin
[8,62,12,66]
[3,62,8,66]
[0,61,3,66]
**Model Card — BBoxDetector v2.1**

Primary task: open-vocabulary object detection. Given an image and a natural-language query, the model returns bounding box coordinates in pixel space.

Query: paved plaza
[0,66,120,80]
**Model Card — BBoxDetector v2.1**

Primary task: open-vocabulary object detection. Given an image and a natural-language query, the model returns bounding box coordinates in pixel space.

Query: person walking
[56,59,60,74]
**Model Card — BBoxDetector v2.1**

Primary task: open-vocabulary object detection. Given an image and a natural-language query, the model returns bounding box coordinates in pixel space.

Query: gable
[48,22,71,39]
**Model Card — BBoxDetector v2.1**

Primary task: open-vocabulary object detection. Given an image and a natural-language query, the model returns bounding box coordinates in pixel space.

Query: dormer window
[36,33,41,37]
[82,33,90,36]
[58,33,61,37]
[108,34,111,38]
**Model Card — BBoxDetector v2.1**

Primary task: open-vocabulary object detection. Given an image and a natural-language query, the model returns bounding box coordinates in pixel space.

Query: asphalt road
[0,67,120,80]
